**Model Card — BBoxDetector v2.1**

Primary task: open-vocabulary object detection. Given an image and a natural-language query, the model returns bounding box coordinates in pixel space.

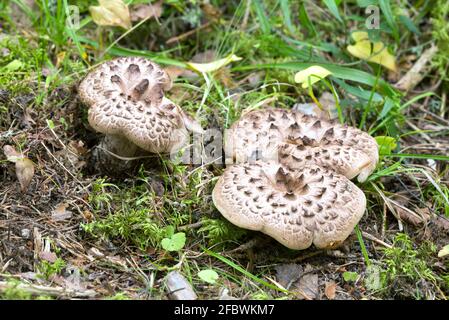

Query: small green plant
[198,218,247,246]
[105,292,130,300]
[343,271,359,283]
[198,269,219,284]
[0,280,53,300]
[37,257,66,280]
[161,227,186,252]
[82,208,166,250]
[378,233,443,298]
[88,178,116,212]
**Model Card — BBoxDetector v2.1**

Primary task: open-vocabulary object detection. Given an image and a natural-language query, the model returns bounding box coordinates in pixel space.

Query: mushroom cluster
[79,57,202,172]
[214,108,378,250]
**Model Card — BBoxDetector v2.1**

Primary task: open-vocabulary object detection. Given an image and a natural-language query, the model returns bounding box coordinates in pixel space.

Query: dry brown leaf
[3,144,22,162]
[15,158,35,192]
[51,202,73,221]
[130,1,163,22]
[295,273,318,300]
[324,281,337,299]
[39,251,57,263]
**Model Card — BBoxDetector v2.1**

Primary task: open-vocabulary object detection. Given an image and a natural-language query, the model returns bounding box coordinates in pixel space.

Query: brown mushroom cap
[212,161,366,250]
[225,108,378,182]
[79,57,200,154]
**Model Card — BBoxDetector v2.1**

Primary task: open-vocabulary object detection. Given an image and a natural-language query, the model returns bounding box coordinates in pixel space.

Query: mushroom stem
[92,134,141,173]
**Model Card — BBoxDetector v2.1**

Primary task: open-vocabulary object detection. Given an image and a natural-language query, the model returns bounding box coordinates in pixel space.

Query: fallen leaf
[294,66,332,89]
[51,202,73,221]
[3,145,22,162]
[90,0,131,29]
[15,158,35,192]
[187,53,242,73]
[324,281,337,299]
[56,51,66,68]
[438,244,449,258]
[39,251,57,263]
[275,263,302,288]
[347,31,397,72]
[295,272,318,300]
[130,1,163,22]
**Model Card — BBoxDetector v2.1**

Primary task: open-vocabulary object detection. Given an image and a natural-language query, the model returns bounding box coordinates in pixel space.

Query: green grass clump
[83,208,167,250]
[0,280,53,300]
[198,218,247,246]
[378,233,447,299]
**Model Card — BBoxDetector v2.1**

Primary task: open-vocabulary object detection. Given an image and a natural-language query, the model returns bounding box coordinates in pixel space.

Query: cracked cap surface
[225,108,378,182]
[212,161,366,250]
[79,57,201,153]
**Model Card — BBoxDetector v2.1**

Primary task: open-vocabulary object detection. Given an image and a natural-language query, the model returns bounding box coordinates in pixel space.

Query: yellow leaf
[187,54,242,73]
[294,66,332,88]
[347,31,397,72]
[90,0,131,29]
[438,244,449,258]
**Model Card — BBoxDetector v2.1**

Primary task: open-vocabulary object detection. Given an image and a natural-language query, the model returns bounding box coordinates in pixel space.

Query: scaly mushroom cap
[225,108,378,182]
[79,57,199,153]
[212,161,366,250]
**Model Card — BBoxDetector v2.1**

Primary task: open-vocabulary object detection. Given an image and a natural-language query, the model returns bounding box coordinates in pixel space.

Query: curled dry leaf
[3,145,35,192]
[324,281,337,299]
[130,1,163,22]
[3,144,22,162]
[90,0,131,29]
[51,202,73,221]
[438,244,449,258]
[15,158,35,192]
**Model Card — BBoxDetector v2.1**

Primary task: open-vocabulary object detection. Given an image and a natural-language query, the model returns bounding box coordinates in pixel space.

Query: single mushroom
[78,56,202,172]
[212,161,366,250]
[225,108,378,182]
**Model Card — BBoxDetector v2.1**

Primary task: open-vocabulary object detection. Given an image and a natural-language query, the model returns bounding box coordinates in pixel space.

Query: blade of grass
[204,248,288,293]
[279,0,295,34]
[379,0,399,41]
[355,225,371,266]
[322,0,343,23]
[234,61,397,96]
[77,37,187,67]
[383,153,449,162]
[298,1,316,36]
[253,0,271,34]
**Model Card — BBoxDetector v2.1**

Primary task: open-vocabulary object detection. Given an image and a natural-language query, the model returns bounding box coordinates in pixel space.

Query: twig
[166,22,212,44]
[0,281,97,298]
[361,231,393,249]
[178,221,204,231]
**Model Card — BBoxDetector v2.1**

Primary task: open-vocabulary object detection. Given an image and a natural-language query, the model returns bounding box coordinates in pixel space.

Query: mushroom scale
[79,57,191,154]
[225,108,379,182]
[212,161,366,250]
